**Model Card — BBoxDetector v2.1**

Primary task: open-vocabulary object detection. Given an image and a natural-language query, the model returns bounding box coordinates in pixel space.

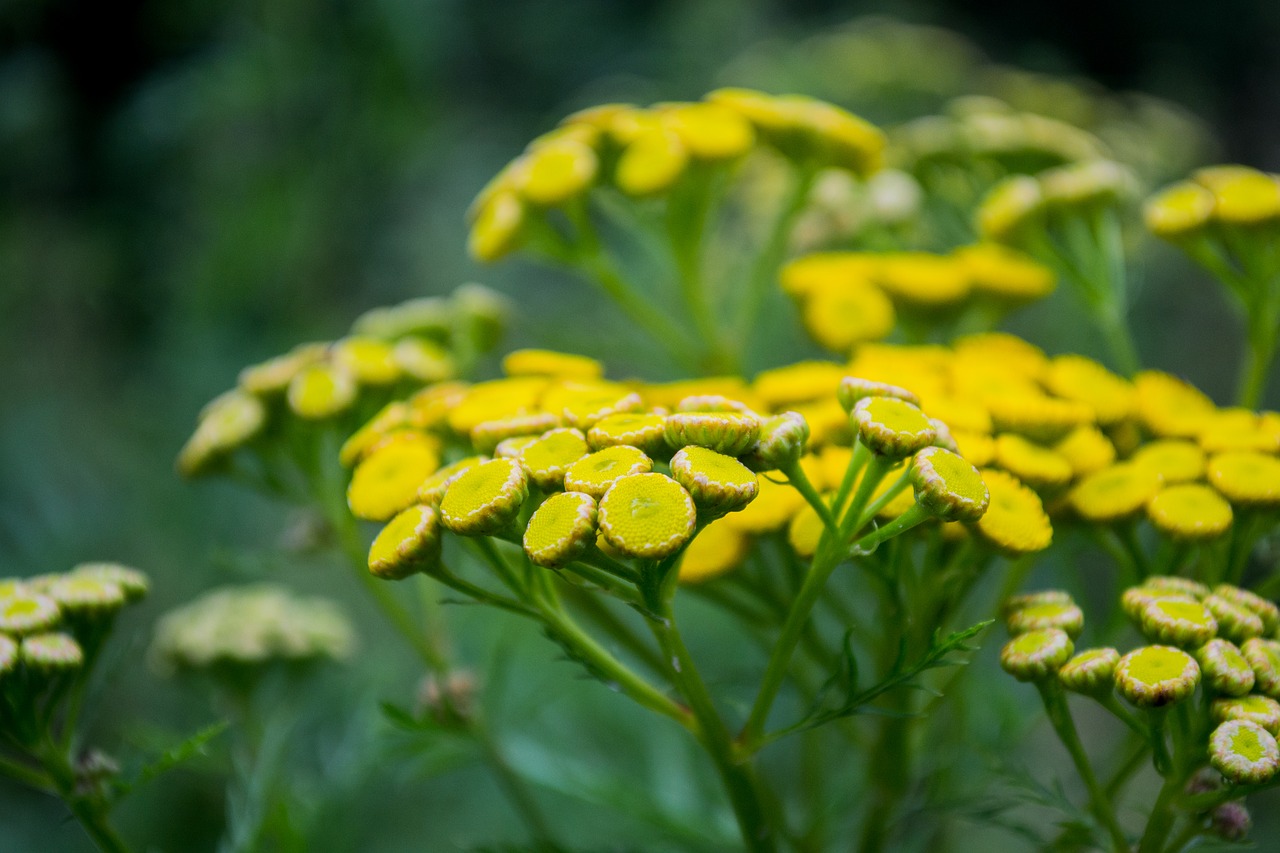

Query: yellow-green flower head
[953,332,1050,381]
[287,362,358,421]
[1068,462,1162,524]
[660,101,756,161]
[615,126,689,196]
[0,591,60,636]
[351,295,453,339]
[1209,720,1279,785]
[501,349,605,381]
[392,337,456,384]
[348,433,442,523]
[836,376,920,414]
[560,389,645,432]
[742,412,810,472]
[973,468,1053,555]
[177,390,267,477]
[1198,410,1280,455]
[564,445,653,499]
[670,446,759,519]
[1144,576,1211,599]
[46,576,126,618]
[1147,483,1233,543]
[1134,370,1218,439]
[468,190,525,262]
[598,473,696,560]
[873,253,971,310]
[21,632,83,672]
[1039,159,1137,209]
[471,412,561,456]
[994,434,1074,493]
[439,458,529,537]
[340,402,414,468]
[369,505,442,580]
[953,243,1056,304]
[752,362,846,410]
[0,634,16,677]
[417,455,487,507]
[523,491,599,568]
[512,137,599,207]
[237,343,327,396]
[852,397,936,458]
[494,435,541,458]
[1131,440,1206,484]
[1144,181,1215,239]
[678,518,750,584]
[150,584,355,672]
[1007,600,1085,639]
[1001,589,1074,620]
[519,428,589,491]
[977,175,1043,242]
[1120,588,1193,624]
[1115,645,1200,707]
[1058,647,1121,695]
[1208,451,1280,508]
[1139,597,1218,648]
[1213,695,1280,735]
[1054,426,1117,478]
[586,413,667,456]
[1000,628,1074,682]
[664,411,762,457]
[330,336,401,386]
[779,252,880,301]
[987,394,1094,444]
[1196,165,1280,225]
[799,282,896,354]
[953,431,996,467]
[911,447,989,522]
[71,563,148,602]
[407,381,469,431]
[1242,638,1280,698]
[1044,355,1134,427]
[1204,595,1266,645]
[1214,585,1280,636]
[1197,639,1258,697]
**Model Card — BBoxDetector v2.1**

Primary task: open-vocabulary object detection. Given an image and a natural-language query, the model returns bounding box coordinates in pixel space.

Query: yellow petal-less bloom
[1131,439,1206,484]
[873,253,971,310]
[1059,647,1121,694]
[953,332,1051,382]
[670,446,759,518]
[1000,628,1074,682]
[523,491,598,568]
[560,389,645,431]
[1242,638,1280,697]
[853,397,936,457]
[21,633,83,672]
[446,378,549,436]
[393,337,455,383]
[514,138,599,206]
[678,519,751,584]
[1054,426,1116,477]
[439,458,529,536]
[911,447,989,522]
[1006,601,1085,638]
[238,343,326,396]
[1139,598,1218,648]
[752,361,847,410]
[1134,370,1217,439]
[724,476,808,534]
[468,190,526,262]
[977,175,1043,242]
[564,446,653,498]
[972,468,1053,555]
[1214,695,1280,734]
[0,591,61,635]
[72,563,148,601]
[1204,594,1265,644]
[1043,354,1134,426]
[661,102,755,160]
[1115,645,1200,707]
[501,349,604,380]
[1209,720,1279,785]
[598,473,697,560]
[331,336,401,386]
[779,252,880,300]
[743,411,810,472]
[178,390,267,477]
[1144,181,1215,239]
[1147,483,1233,542]
[993,434,1074,492]
[664,411,762,456]
[287,363,359,420]
[615,127,689,196]
[1200,166,1280,225]
[520,428,589,491]
[953,243,1056,303]
[787,501,828,559]
[417,455,487,507]
[348,434,442,522]
[1039,159,1136,208]
[407,381,469,431]
[1068,462,1162,523]
[369,505,442,580]
[340,402,414,468]
[1214,585,1280,635]
[471,412,561,455]
[986,393,1093,443]
[952,431,996,467]
[1198,639,1257,696]
[1208,451,1280,507]
[800,281,896,353]
[587,413,668,456]
[836,376,921,413]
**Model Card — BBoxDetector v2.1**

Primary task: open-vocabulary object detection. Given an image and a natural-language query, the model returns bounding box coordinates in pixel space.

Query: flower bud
[1209,720,1279,785]
[369,505,443,581]
[587,413,668,457]
[1000,628,1074,682]
[21,632,84,672]
[1242,638,1280,698]
[1058,647,1120,695]
[1143,576,1209,600]
[1007,600,1085,639]
[836,376,920,413]
[523,492,598,569]
[520,428,590,492]
[471,413,561,456]
[910,447,989,522]
[177,390,267,477]
[1001,590,1072,620]
[417,456,487,507]
[1212,695,1280,736]
[598,473,696,560]
[670,446,759,519]
[852,397,936,458]
[1204,594,1265,644]
[46,576,126,619]
[741,412,810,472]
[1209,801,1251,843]
[439,458,529,537]
[1196,639,1257,697]
[1214,585,1280,635]
[0,591,61,636]
[664,411,762,456]
[1139,597,1218,648]
[1114,645,1200,708]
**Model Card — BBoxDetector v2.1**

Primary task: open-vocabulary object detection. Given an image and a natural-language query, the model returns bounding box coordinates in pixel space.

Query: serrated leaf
[111,719,228,801]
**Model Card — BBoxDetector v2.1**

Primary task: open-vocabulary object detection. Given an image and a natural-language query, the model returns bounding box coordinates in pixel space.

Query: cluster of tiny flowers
[0,564,148,727]
[781,244,1056,352]
[150,584,355,674]
[976,158,1138,244]
[351,345,997,586]
[1002,580,1280,789]
[178,287,506,478]
[466,88,886,262]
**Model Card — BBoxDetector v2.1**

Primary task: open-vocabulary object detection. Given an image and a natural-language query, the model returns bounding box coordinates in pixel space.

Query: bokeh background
[3,0,1280,850]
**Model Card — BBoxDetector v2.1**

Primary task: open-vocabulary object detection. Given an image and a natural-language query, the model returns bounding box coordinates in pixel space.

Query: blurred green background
[3,0,1280,850]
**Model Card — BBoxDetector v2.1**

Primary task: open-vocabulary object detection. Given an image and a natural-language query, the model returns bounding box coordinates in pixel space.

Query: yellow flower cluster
[977,159,1138,243]
[781,243,1056,351]
[467,88,886,262]
[1146,165,1280,238]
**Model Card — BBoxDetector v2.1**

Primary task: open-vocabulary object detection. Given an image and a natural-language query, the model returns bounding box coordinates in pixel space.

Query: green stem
[38,740,133,853]
[1035,681,1129,853]
[779,460,837,534]
[0,754,54,792]
[1138,774,1183,853]
[668,166,734,374]
[1237,291,1280,408]
[848,504,932,557]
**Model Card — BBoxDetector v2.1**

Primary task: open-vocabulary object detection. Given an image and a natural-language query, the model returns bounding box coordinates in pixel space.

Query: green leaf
[111,719,229,801]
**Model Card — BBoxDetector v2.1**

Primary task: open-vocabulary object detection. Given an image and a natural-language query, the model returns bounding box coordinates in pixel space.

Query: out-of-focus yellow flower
[972,468,1053,554]
[678,519,751,583]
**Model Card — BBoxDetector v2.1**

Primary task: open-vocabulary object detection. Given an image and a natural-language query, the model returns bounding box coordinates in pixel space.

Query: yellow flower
[873,253,971,310]
[1039,159,1136,208]
[559,388,645,431]
[330,337,401,386]
[1144,181,1215,239]
[340,402,413,468]
[586,413,668,456]
[952,431,996,467]
[407,382,470,431]
[779,252,879,300]
[986,392,1093,443]
[1131,439,1206,484]
[521,428,590,491]
[394,338,455,384]
[501,349,604,380]
[564,446,653,498]
[852,397,936,457]
[471,413,561,455]
[523,492,599,568]
[1208,451,1280,507]
[1198,165,1280,225]
[923,397,992,435]
[446,378,549,435]
[664,411,762,456]
[615,127,689,196]
[1134,370,1217,439]
[660,102,755,160]
[1115,645,1200,707]
[800,281,896,353]
[953,332,1050,382]
[725,475,807,534]
[977,175,1043,242]
[1147,483,1233,542]
[513,137,599,206]
[670,446,759,518]
[993,434,1074,492]
[369,505,442,580]
[347,433,442,522]
[597,473,697,560]
[953,243,1056,303]
[417,455,487,507]
[911,447,989,522]
[287,363,358,420]
[791,398,852,447]
[973,468,1053,554]
[678,519,751,583]
[468,190,525,262]
[1043,355,1134,426]
[1053,426,1116,478]
[752,361,847,410]
[238,344,326,396]
[177,390,267,477]
[1067,462,1162,523]
[1000,628,1074,682]
[439,458,529,536]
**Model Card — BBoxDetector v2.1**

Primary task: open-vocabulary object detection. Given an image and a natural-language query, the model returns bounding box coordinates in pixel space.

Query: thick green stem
[38,741,133,853]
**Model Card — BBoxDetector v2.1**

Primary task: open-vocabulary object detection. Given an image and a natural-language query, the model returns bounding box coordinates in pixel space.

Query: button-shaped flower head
[348,433,442,522]
[46,575,126,619]
[369,505,443,581]
[742,412,810,472]
[1242,638,1280,698]
[178,390,267,477]
[1006,598,1085,639]
[1213,695,1280,735]
[523,492,599,569]
[1147,483,1233,542]
[852,397,936,458]
[1139,597,1218,648]
[1203,595,1265,644]
[836,376,920,414]
[670,446,759,519]
[1144,181,1215,239]
[1000,628,1074,682]
[21,632,84,673]
[1209,452,1280,508]
[1215,585,1279,636]
[972,469,1053,555]
[587,414,668,456]
[0,590,61,636]
[1058,648,1121,695]
[564,446,653,499]
[664,411,762,457]
[598,473,697,560]
[910,447,989,522]
[520,428,590,491]
[287,362,358,421]
[70,563,149,602]
[417,456,488,507]
[1196,639,1257,697]
[1114,645,1200,708]
[1069,463,1163,524]
[1209,720,1279,785]
[439,458,529,537]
